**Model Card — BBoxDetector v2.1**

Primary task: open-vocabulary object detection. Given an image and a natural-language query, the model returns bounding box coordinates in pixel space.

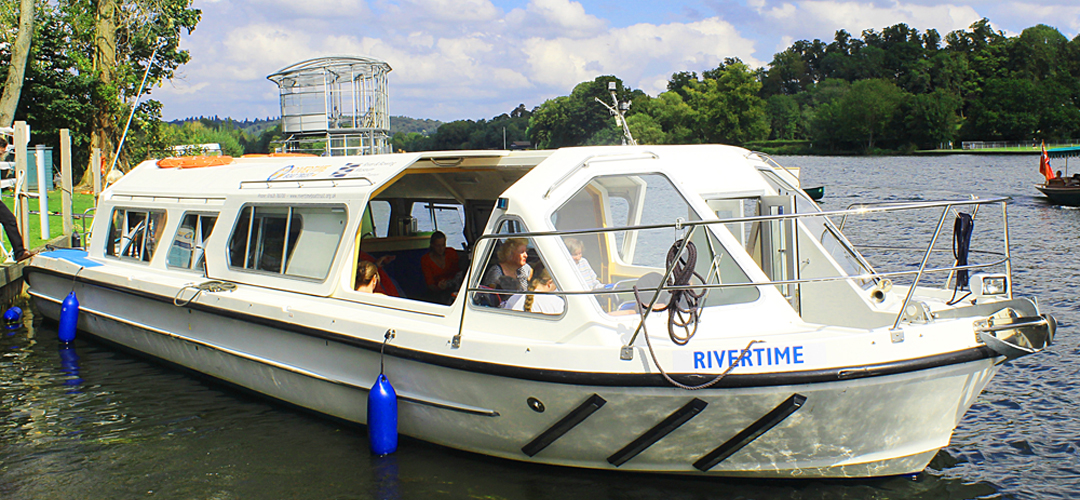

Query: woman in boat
[354,261,381,294]
[482,237,532,292]
[420,231,462,304]
[503,267,564,315]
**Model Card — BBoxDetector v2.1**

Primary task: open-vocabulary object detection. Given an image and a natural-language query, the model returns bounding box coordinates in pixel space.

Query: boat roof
[105,145,776,203]
[1048,146,1080,159]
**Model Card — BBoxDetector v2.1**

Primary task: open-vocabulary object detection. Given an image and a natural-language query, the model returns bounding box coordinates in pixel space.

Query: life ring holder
[157,155,235,169]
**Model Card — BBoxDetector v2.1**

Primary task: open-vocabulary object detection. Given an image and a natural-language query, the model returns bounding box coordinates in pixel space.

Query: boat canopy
[1048,146,1080,159]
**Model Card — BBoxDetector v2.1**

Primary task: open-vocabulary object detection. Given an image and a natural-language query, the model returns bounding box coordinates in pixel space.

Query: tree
[0,0,34,127]
[899,89,960,149]
[836,79,906,151]
[69,0,200,183]
[529,76,637,148]
[682,60,769,145]
[766,94,800,140]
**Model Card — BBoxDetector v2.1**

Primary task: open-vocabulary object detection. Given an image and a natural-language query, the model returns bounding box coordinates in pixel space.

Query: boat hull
[28,269,1000,478]
[1035,184,1080,206]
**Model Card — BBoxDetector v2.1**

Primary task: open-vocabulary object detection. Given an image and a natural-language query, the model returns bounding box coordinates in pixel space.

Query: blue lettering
[728,350,739,367]
[754,348,765,365]
[767,347,773,365]
[794,346,804,364]
[775,347,791,364]
[712,350,725,369]
[741,350,753,366]
[694,352,705,369]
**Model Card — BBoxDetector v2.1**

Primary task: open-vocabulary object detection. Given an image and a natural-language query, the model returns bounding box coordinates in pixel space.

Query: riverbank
[2,190,96,252]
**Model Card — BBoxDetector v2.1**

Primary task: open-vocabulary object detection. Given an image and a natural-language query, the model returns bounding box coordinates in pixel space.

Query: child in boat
[564,237,601,289]
[355,261,382,294]
[503,267,564,315]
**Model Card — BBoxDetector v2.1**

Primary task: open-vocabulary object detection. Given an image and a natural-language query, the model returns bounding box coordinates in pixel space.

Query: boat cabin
[93,145,944,336]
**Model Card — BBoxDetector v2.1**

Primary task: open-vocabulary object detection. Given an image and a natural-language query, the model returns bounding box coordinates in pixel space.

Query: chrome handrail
[452,196,1012,346]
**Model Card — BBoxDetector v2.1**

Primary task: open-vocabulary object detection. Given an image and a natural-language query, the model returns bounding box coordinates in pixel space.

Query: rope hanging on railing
[631,238,763,390]
[948,212,974,305]
[633,239,707,345]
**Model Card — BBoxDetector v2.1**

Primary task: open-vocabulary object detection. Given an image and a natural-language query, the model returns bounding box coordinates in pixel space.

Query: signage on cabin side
[672,343,825,372]
[266,160,405,182]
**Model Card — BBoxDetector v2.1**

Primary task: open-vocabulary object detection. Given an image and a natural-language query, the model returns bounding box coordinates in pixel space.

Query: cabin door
[760,195,800,313]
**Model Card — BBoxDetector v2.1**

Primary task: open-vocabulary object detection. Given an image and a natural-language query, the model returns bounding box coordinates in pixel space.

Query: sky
[154,0,1080,123]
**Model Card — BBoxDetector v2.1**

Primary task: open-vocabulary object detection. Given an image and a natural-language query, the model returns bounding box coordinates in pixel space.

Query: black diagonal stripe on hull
[693,393,807,471]
[608,397,708,467]
[521,394,607,457]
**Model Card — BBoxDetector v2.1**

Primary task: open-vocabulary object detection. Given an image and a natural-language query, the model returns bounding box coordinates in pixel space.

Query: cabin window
[228,205,347,280]
[166,213,218,270]
[470,219,565,316]
[106,208,166,262]
[552,174,759,310]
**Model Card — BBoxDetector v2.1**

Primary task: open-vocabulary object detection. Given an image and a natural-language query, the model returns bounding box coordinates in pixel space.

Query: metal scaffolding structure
[267,55,392,156]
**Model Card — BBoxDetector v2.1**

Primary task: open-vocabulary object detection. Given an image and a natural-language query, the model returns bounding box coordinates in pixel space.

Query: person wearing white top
[501,267,564,315]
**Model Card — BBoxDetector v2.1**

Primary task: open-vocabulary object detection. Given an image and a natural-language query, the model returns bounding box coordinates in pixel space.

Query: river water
[1,154,1077,499]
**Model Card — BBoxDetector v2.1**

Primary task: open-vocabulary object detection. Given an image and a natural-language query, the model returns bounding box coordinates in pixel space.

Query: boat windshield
[551,173,759,313]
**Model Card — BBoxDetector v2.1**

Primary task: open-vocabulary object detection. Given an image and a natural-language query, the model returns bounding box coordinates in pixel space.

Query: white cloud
[760,1,982,38]
[382,0,501,24]
[522,17,760,92]
[506,0,608,38]
[246,0,370,17]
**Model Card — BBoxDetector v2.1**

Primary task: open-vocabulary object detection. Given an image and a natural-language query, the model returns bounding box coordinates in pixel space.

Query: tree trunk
[0,0,35,128]
[80,0,118,188]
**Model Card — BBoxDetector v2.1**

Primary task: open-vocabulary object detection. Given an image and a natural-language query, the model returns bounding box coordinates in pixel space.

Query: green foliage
[529,76,641,148]
[161,120,245,157]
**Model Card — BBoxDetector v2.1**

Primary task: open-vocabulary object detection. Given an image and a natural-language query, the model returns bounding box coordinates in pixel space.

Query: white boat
[25,145,1054,478]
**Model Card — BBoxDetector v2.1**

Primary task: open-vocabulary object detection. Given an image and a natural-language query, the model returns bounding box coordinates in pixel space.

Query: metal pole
[35,143,49,239]
[891,206,951,331]
[92,147,102,197]
[61,129,73,241]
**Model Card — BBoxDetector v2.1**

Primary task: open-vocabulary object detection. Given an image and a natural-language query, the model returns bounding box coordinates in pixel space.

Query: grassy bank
[2,190,97,256]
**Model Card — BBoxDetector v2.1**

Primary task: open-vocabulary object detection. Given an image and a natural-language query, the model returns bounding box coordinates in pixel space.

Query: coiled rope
[633,238,762,390]
[174,280,237,307]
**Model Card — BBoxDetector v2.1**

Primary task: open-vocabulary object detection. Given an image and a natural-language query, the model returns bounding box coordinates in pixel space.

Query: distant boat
[803,185,824,200]
[1036,146,1080,206]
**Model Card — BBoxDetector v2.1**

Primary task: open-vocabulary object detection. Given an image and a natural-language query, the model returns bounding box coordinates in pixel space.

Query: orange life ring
[157,156,234,168]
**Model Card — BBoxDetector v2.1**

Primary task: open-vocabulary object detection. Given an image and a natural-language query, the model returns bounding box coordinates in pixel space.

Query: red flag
[1040,142,1054,182]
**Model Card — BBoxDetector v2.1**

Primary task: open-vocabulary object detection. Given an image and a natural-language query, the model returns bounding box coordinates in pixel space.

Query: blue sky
[154,0,1080,123]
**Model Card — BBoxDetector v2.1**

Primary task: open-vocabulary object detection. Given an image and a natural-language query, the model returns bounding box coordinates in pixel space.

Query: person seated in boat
[420,231,462,304]
[564,237,602,289]
[358,251,401,296]
[355,261,382,294]
[482,237,532,292]
[502,267,564,315]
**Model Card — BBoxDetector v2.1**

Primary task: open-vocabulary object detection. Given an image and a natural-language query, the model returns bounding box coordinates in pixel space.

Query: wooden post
[92,147,102,198]
[13,121,28,252]
[61,129,73,243]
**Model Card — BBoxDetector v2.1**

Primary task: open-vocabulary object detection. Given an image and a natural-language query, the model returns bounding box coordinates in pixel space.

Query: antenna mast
[594,81,637,146]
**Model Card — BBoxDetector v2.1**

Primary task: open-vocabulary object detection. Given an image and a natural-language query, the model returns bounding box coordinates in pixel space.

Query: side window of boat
[471,219,565,316]
[227,204,347,280]
[105,208,166,263]
[166,213,218,270]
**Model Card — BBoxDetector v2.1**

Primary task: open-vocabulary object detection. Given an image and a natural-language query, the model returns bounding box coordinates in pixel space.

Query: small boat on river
[802,185,824,201]
[1035,145,1080,206]
[25,145,1054,478]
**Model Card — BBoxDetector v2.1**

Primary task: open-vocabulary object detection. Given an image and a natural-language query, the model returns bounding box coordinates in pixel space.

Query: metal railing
[451,196,1012,348]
